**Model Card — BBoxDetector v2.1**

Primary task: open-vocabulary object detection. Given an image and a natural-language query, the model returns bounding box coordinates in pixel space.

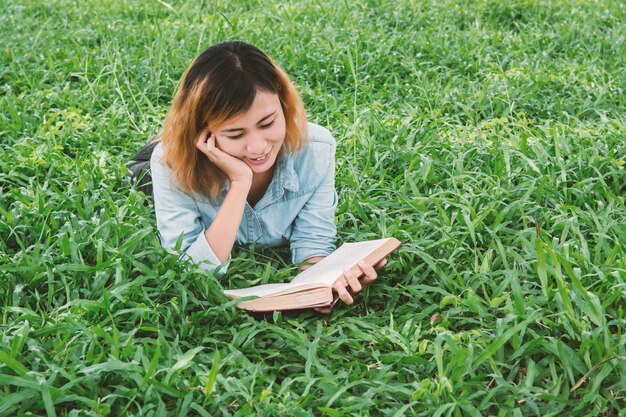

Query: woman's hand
[195,128,253,185]
[314,258,388,314]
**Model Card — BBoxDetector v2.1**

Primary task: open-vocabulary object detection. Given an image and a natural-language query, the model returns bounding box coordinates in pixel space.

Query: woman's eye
[226,134,244,139]
[260,120,275,129]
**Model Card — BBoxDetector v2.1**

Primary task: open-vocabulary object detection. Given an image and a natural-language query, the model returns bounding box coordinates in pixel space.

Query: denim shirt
[150,122,337,275]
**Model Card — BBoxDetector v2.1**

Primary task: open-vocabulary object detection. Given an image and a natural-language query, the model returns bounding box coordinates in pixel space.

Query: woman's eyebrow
[221,111,276,133]
[257,111,276,124]
[222,127,244,133]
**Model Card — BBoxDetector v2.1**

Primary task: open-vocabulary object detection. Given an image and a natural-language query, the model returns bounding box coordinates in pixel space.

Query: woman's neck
[248,166,276,207]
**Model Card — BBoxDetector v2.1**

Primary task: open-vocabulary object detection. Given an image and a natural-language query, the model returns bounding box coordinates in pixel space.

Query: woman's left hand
[314,258,387,314]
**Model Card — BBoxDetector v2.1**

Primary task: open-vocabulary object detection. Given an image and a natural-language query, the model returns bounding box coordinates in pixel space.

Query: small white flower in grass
[29,344,42,354]
[14,284,24,294]
[527,136,540,145]
[94,150,109,168]
[506,67,524,78]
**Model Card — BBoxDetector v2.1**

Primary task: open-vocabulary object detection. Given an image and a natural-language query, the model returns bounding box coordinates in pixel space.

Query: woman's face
[211,90,286,175]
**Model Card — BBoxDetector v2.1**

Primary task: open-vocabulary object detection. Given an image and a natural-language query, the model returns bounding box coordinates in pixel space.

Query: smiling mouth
[248,153,269,162]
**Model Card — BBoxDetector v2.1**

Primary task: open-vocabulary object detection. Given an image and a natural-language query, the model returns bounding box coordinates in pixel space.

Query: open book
[224,237,402,312]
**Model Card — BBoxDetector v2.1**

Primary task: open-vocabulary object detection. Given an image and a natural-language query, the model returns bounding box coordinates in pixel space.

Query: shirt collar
[274,152,300,193]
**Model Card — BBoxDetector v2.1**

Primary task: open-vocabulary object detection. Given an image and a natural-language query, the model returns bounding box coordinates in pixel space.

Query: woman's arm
[203,179,249,262]
[151,130,252,273]
[151,152,226,273]
[196,130,252,263]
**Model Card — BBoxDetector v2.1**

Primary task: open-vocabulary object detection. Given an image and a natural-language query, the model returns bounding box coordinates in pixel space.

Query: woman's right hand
[314,258,388,314]
[195,128,253,185]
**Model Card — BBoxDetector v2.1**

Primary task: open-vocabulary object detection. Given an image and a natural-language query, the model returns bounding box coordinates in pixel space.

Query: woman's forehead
[214,90,282,129]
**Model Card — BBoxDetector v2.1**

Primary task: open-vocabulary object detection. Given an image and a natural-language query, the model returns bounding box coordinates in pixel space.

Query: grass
[1,0,625,415]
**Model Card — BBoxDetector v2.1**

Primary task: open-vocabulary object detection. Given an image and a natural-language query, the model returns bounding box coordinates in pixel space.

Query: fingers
[333,279,354,305]
[329,259,388,309]
[343,267,362,292]
[195,128,215,156]
[333,260,379,305]
[357,260,378,286]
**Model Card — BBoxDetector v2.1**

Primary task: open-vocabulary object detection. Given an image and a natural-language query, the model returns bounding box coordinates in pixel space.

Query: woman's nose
[246,131,267,154]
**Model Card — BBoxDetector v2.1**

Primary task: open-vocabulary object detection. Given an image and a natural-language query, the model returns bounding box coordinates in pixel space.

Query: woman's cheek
[271,123,287,143]
[216,137,242,157]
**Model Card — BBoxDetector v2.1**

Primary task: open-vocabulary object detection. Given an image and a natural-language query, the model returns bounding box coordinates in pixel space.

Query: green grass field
[1,0,625,415]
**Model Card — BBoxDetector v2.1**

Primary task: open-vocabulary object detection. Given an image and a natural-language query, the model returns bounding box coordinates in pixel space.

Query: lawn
[1,0,625,416]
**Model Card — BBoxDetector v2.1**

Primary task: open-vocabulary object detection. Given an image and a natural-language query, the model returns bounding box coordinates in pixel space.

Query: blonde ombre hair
[161,41,307,201]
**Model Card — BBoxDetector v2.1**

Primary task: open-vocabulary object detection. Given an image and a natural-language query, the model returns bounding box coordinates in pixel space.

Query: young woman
[149,41,384,310]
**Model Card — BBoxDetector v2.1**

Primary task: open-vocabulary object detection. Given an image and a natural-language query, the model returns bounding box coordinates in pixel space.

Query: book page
[233,287,333,312]
[223,282,325,299]
[291,238,393,286]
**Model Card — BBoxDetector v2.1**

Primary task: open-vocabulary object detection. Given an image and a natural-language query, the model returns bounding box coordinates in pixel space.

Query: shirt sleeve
[150,146,228,276]
[289,140,338,264]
